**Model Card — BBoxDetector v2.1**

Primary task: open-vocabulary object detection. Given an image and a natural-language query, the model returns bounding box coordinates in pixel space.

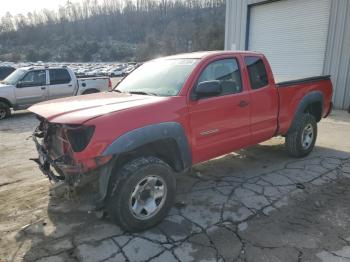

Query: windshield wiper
[110,89,158,96]
[129,91,158,96]
[110,89,122,93]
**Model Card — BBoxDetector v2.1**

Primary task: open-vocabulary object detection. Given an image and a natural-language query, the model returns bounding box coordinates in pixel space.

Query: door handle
[41,87,46,90]
[238,100,249,107]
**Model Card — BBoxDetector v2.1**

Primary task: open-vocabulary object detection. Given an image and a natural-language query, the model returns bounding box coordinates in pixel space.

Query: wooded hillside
[0,0,226,62]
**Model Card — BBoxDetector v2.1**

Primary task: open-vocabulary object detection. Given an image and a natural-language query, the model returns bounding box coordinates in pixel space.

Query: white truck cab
[0,66,111,119]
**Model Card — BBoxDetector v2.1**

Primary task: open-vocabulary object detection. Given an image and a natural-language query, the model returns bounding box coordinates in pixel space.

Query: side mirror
[16,82,24,88]
[192,80,222,100]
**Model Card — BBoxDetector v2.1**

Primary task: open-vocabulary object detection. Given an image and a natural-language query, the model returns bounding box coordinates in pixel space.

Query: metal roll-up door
[248,0,330,82]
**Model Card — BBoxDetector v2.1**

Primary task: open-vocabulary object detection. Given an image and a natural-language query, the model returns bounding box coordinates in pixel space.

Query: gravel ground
[0,110,349,262]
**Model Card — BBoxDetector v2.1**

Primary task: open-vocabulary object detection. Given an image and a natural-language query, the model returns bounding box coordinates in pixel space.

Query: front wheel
[285,114,317,158]
[107,157,176,232]
[0,102,11,120]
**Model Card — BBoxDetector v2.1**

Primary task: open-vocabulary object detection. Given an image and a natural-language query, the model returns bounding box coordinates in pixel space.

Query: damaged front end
[31,116,112,201]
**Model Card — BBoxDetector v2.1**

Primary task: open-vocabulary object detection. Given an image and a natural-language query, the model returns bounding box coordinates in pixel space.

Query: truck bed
[276,75,333,135]
[76,77,110,95]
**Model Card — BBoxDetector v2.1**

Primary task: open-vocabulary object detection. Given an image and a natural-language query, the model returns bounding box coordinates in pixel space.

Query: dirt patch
[0,110,350,262]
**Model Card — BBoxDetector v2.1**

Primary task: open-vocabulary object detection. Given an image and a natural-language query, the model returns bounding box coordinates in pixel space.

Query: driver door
[15,70,48,107]
[188,57,251,163]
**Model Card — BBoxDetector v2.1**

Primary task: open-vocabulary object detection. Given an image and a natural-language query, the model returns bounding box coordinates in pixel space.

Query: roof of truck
[19,65,70,71]
[162,50,263,60]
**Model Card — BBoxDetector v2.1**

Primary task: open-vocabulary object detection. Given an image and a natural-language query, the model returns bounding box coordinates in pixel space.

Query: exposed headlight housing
[65,125,95,152]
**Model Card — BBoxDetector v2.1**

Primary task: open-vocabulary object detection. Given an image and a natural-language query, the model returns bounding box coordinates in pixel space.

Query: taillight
[65,125,95,152]
[108,79,112,91]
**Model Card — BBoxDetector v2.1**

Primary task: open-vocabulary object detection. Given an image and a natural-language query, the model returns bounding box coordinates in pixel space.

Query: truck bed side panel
[77,77,109,95]
[277,78,333,135]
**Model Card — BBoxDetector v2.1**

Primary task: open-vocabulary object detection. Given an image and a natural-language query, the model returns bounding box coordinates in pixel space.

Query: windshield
[2,69,27,85]
[117,58,199,96]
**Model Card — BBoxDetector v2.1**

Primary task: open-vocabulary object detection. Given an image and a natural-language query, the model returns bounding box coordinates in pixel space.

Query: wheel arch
[82,88,100,95]
[102,122,191,169]
[288,91,323,133]
[98,122,192,201]
[0,97,12,108]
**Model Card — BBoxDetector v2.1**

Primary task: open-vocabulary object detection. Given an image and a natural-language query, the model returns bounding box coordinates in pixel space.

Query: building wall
[225,0,350,110]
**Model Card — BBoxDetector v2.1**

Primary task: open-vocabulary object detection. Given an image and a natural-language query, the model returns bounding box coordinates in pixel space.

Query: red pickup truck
[29,51,333,231]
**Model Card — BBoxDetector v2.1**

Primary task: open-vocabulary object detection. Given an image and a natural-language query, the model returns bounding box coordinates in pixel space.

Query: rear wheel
[82,89,99,95]
[0,102,11,120]
[285,114,317,157]
[107,157,176,232]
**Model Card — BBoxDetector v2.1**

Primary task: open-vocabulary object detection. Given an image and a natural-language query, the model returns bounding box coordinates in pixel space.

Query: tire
[285,113,317,158]
[0,102,11,120]
[82,89,99,95]
[107,157,176,232]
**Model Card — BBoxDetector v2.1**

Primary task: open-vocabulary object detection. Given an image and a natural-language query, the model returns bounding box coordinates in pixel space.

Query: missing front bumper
[31,135,81,183]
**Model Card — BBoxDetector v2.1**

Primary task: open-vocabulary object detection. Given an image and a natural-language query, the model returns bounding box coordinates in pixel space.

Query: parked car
[108,66,125,77]
[29,51,333,232]
[100,67,112,76]
[123,65,135,75]
[0,66,16,80]
[0,66,111,119]
[85,68,102,77]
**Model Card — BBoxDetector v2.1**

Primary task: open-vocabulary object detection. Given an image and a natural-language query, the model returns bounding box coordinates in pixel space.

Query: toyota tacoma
[29,51,333,232]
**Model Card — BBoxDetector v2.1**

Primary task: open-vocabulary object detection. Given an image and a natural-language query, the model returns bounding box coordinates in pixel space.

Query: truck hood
[0,83,13,89]
[29,92,168,124]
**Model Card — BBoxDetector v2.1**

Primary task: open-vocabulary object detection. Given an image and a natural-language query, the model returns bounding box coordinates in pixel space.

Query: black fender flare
[288,91,323,133]
[98,122,192,201]
[82,88,100,95]
[0,97,12,108]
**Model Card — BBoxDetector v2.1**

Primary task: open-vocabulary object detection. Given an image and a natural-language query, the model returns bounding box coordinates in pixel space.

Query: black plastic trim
[0,97,13,108]
[276,75,331,88]
[102,122,192,170]
[288,91,324,132]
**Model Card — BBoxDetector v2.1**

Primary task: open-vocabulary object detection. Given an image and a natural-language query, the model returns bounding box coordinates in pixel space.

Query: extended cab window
[197,58,242,96]
[49,69,71,85]
[244,56,268,89]
[20,70,46,87]
[245,56,268,89]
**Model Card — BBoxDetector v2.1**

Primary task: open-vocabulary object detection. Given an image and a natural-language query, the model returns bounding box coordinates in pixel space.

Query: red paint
[29,51,333,172]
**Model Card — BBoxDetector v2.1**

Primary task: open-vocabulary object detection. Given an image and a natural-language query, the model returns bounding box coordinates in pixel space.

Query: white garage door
[248,0,330,82]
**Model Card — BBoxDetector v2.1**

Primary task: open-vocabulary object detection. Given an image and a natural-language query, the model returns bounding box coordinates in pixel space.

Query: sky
[0,0,77,17]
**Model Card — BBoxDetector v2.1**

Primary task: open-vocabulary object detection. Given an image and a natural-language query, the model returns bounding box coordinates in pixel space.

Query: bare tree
[0,0,225,62]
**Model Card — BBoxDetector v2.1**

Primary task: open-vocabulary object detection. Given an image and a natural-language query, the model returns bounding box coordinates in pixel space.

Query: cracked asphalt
[0,110,350,262]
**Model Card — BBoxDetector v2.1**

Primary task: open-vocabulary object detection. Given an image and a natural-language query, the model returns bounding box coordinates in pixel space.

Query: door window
[244,56,268,89]
[197,58,242,97]
[49,69,71,85]
[20,70,46,87]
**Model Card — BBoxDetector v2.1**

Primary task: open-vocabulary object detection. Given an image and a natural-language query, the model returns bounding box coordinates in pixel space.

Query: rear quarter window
[49,69,71,85]
[244,56,268,89]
